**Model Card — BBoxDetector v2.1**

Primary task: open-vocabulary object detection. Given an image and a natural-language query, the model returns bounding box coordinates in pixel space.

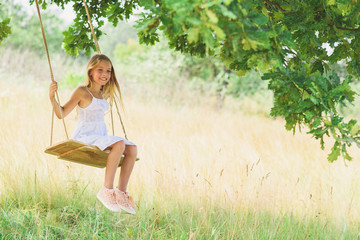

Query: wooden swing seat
[45,139,139,168]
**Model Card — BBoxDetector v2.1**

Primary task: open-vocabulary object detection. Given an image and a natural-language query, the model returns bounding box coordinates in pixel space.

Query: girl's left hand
[49,81,58,99]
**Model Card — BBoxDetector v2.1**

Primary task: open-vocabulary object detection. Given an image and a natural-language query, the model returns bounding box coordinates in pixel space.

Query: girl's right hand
[49,81,58,99]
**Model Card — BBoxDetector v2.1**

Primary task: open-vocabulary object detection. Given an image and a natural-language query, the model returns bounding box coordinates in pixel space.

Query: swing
[35,0,139,168]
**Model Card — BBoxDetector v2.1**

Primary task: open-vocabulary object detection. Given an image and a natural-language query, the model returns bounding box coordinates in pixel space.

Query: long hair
[85,54,124,109]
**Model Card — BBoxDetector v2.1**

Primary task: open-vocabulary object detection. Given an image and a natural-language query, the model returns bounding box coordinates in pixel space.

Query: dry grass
[1,75,360,231]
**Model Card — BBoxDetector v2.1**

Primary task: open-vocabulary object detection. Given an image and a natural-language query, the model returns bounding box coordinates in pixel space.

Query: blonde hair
[85,54,123,108]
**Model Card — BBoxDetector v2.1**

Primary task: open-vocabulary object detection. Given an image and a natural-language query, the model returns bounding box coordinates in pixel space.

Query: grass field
[1,73,360,239]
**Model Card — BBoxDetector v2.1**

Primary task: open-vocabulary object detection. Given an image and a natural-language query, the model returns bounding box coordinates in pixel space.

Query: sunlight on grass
[1,79,360,238]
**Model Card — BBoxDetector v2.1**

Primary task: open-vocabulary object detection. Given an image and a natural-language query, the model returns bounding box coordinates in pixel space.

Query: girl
[49,54,137,215]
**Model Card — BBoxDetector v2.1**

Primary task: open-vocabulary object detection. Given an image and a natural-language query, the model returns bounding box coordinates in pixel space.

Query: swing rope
[34,0,69,145]
[114,100,128,140]
[82,0,101,54]
[35,0,129,145]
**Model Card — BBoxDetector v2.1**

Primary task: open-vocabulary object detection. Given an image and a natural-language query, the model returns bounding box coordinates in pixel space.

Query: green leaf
[304,110,315,121]
[350,124,360,136]
[310,60,324,74]
[328,144,341,162]
[187,28,199,43]
[327,0,336,6]
[206,9,218,23]
[241,37,262,51]
[218,5,237,19]
[207,23,225,40]
[309,95,320,105]
[342,144,352,161]
[250,13,268,25]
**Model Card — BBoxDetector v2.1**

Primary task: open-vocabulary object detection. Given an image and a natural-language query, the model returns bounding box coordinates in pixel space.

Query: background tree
[0,2,65,55]
[112,36,267,107]
[1,0,359,161]
[0,3,11,45]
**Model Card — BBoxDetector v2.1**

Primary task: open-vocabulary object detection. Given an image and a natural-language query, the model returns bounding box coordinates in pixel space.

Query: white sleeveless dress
[71,88,136,151]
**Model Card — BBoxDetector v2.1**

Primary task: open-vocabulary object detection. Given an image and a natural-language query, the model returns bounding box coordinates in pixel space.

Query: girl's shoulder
[73,85,89,96]
[69,85,90,101]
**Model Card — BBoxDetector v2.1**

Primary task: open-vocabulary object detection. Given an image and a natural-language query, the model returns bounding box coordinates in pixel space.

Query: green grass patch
[0,188,358,239]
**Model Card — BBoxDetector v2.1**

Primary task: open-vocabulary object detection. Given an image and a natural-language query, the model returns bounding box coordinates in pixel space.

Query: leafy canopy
[3,0,360,161]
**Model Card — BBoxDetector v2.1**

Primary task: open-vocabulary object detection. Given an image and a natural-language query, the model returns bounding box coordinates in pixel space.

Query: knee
[125,145,137,158]
[111,140,125,153]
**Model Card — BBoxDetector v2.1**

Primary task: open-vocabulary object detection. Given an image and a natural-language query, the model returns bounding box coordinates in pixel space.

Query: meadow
[1,47,360,239]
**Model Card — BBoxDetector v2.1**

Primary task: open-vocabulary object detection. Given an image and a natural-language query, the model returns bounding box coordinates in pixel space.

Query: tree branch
[335,26,360,32]
[263,0,285,12]
[148,17,159,29]
[154,0,162,6]
[262,0,294,14]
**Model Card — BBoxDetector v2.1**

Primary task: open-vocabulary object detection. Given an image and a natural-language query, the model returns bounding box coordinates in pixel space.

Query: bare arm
[49,81,82,119]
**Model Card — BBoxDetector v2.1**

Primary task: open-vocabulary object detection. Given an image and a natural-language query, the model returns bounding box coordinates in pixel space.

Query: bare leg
[117,145,137,192]
[104,141,125,189]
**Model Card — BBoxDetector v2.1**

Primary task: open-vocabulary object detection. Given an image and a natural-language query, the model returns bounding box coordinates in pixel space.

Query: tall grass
[1,49,360,239]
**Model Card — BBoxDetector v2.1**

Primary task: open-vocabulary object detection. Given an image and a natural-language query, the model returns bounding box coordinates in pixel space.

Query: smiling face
[90,60,112,87]
[86,54,121,101]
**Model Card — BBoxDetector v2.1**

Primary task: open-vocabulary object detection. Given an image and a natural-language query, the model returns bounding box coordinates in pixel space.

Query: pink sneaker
[114,188,136,215]
[97,186,121,212]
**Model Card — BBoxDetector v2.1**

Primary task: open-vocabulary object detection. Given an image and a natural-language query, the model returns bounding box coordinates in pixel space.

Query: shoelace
[121,192,132,208]
[115,190,132,208]
[124,192,135,208]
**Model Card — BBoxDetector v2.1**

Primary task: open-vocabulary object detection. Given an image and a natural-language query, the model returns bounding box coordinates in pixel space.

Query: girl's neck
[88,84,102,94]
